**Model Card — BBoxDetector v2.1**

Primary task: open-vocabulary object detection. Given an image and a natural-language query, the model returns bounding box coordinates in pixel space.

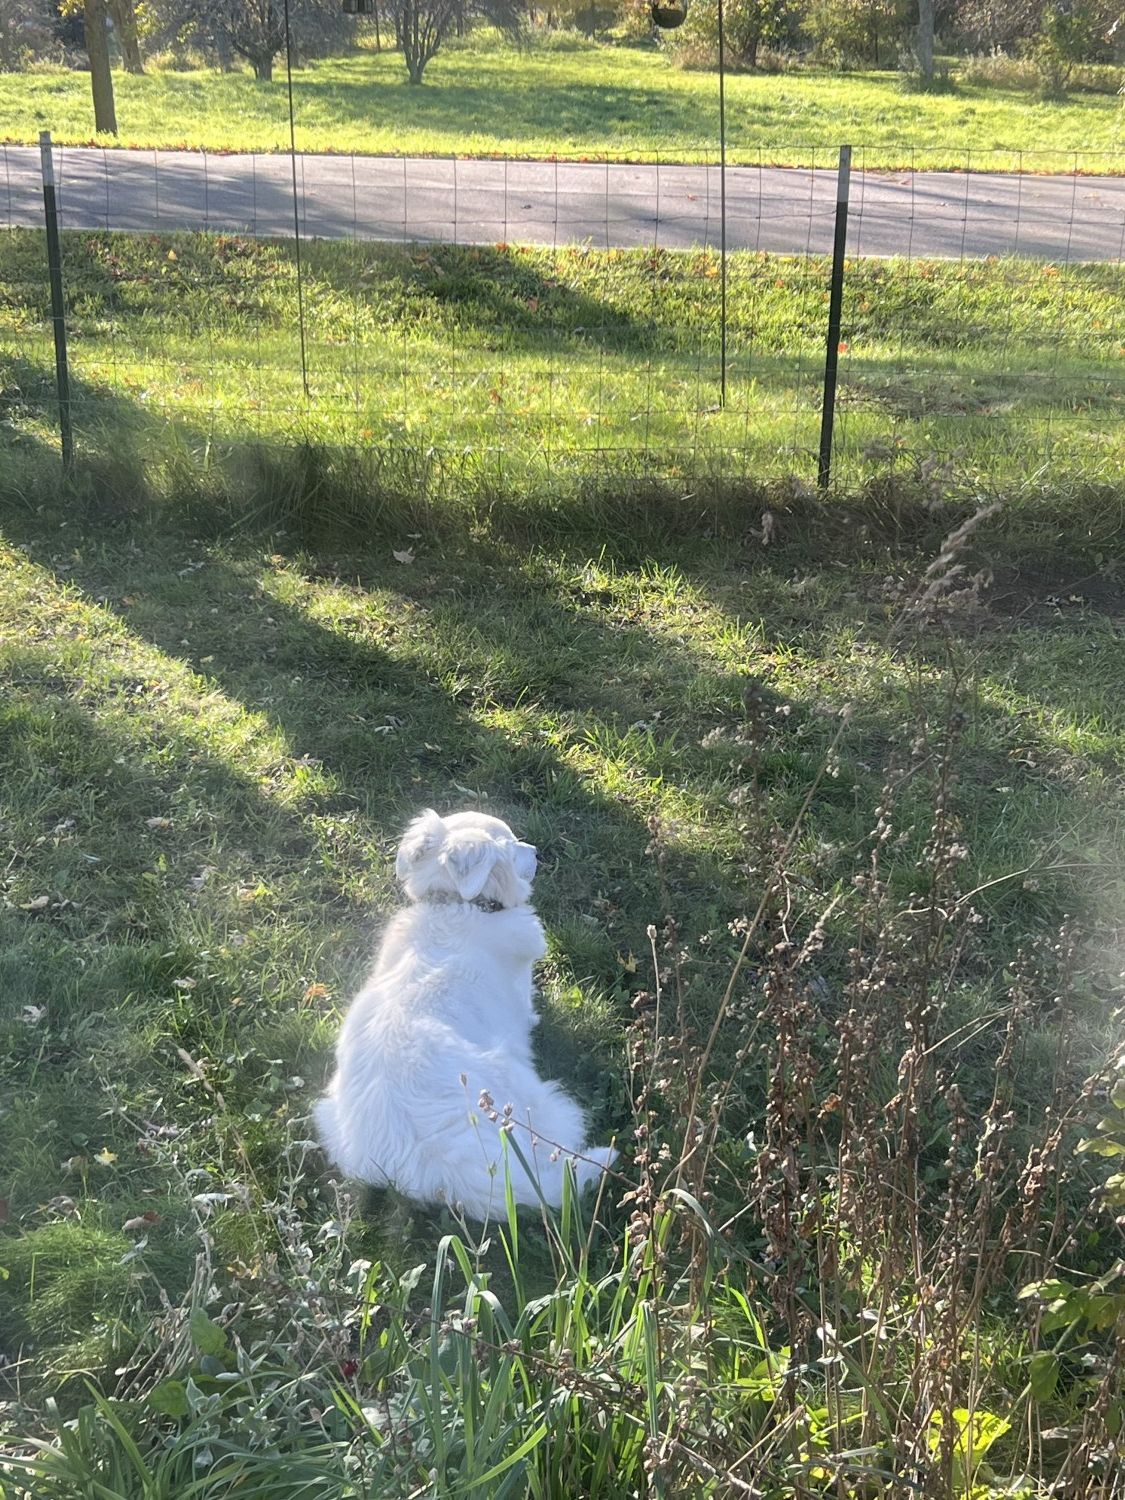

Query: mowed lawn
[2,231,1123,498]
[1,481,1123,1386]
[2,34,1124,169]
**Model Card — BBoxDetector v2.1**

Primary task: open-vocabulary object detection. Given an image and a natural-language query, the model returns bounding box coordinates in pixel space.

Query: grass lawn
[0,474,1122,1488]
[1,222,1124,1492]
[2,230,1123,504]
[2,33,1124,170]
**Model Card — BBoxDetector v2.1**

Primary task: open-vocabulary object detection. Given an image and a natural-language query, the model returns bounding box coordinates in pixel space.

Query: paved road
[3,145,1124,260]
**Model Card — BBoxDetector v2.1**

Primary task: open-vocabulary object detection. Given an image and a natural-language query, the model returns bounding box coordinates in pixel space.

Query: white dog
[315,809,616,1219]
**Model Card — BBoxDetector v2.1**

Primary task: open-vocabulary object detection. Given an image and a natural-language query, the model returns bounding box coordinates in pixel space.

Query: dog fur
[314,809,616,1219]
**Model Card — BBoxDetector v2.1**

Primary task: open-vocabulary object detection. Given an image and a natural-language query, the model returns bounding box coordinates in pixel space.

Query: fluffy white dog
[315,809,616,1219]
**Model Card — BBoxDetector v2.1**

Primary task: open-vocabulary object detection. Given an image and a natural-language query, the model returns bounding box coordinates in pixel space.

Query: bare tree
[388,0,522,83]
[201,0,354,80]
[388,0,456,82]
[206,0,285,79]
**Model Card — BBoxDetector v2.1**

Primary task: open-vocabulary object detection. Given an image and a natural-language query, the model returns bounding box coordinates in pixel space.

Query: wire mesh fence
[2,141,1123,501]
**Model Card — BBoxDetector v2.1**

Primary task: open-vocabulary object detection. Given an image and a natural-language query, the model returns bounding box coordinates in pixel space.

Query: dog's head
[395,809,538,909]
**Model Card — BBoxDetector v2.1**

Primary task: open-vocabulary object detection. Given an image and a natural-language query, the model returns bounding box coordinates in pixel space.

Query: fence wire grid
[2,141,1124,499]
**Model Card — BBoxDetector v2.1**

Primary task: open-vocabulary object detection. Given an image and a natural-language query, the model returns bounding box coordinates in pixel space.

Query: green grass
[1,219,1124,1493]
[2,230,1123,504]
[1,474,1124,1494]
[0,479,1122,1384]
[2,33,1124,169]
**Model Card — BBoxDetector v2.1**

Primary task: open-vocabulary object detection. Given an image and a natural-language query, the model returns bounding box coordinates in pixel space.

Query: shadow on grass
[4,415,1123,1393]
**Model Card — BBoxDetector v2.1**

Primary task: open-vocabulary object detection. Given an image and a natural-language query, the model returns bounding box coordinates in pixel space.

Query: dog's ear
[395,809,445,882]
[439,833,499,902]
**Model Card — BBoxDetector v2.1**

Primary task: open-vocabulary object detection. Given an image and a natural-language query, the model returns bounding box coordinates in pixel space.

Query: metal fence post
[717,0,727,408]
[817,144,851,491]
[39,130,74,477]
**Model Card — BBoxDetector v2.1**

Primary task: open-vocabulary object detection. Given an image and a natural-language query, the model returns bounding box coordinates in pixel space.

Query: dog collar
[419,891,506,914]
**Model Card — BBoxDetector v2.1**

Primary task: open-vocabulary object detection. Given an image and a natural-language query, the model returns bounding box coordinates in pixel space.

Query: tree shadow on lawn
[5,451,1119,1375]
[1,488,762,1376]
[7,346,1119,949]
[0,647,363,1369]
[291,57,719,149]
[0,530,692,1366]
[3,354,1112,950]
[7,474,1106,984]
[1,233,655,362]
[303,240,657,356]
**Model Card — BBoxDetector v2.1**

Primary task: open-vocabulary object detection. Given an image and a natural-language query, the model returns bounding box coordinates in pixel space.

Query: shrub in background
[666,0,803,69]
[1030,0,1123,97]
[0,0,57,70]
[959,47,1123,92]
[803,0,913,67]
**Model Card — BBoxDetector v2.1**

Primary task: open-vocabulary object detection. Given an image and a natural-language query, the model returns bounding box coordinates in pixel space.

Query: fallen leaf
[171,977,197,990]
[122,1210,161,1231]
[21,1005,47,1026]
[192,1192,231,1213]
[392,548,416,565]
[21,895,50,912]
[303,982,330,1002]
[42,1194,79,1217]
[146,816,172,830]
[94,1148,118,1166]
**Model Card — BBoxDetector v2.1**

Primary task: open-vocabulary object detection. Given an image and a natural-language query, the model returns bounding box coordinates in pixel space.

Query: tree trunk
[916,0,934,83]
[85,0,118,135]
[254,52,274,80]
[109,0,144,74]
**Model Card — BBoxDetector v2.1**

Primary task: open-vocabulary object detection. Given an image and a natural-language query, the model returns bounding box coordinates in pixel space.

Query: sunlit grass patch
[1,34,1123,170]
[0,468,1122,1492]
[2,232,1122,513]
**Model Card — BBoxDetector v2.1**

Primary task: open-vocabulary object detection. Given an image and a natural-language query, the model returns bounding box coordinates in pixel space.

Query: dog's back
[315,810,616,1218]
